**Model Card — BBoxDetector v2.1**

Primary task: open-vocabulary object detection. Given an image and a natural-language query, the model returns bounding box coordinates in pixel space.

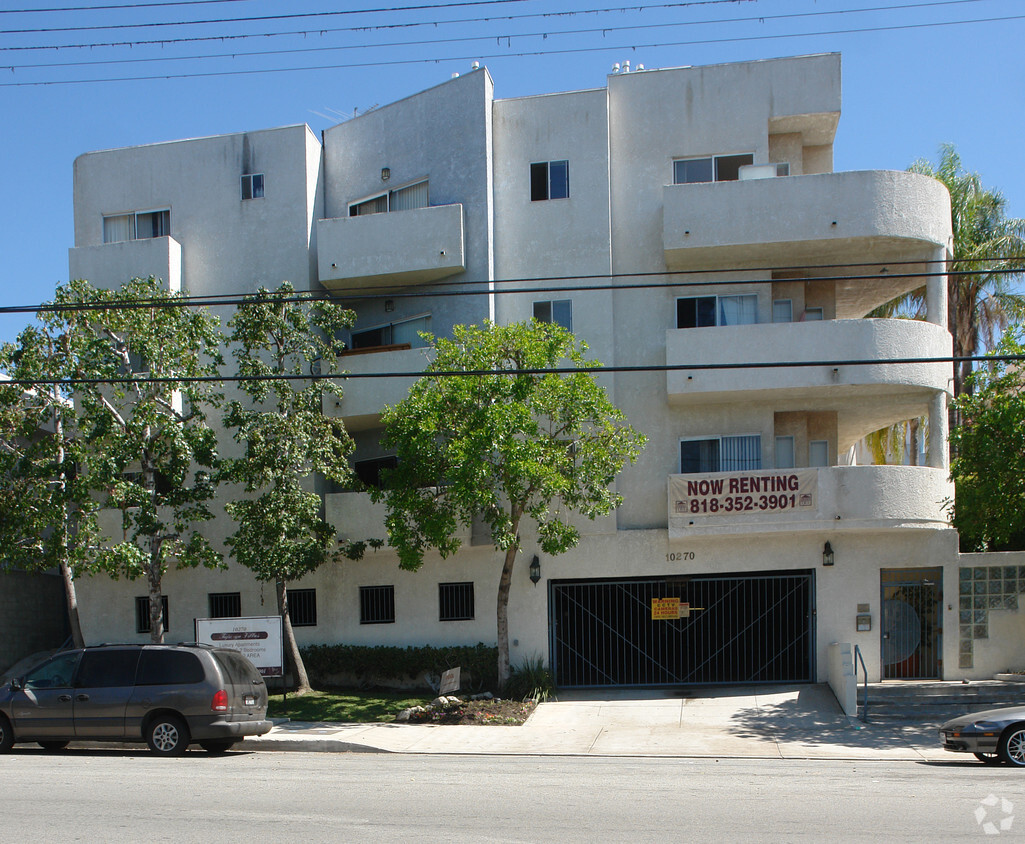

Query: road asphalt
[246,683,953,761]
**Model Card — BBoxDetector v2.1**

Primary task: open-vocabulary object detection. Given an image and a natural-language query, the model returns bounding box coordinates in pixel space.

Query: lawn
[267,689,432,723]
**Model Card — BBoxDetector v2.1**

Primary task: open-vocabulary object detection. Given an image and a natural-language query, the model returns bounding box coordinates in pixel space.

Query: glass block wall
[959,565,1025,669]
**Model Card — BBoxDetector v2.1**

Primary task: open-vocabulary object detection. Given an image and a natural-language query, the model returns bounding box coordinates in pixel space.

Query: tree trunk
[53,413,84,648]
[495,543,518,692]
[277,579,311,695]
[148,537,164,644]
[59,559,85,649]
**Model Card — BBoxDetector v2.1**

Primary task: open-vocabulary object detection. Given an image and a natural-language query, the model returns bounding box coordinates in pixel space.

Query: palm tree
[909,145,1025,400]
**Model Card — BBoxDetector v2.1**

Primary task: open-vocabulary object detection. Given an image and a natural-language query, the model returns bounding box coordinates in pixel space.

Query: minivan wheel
[0,715,13,753]
[146,715,190,757]
[199,739,237,755]
[38,741,70,751]
[999,726,1025,767]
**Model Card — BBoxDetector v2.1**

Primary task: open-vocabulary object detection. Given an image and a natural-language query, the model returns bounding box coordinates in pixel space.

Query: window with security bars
[135,595,169,634]
[288,589,318,627]
[208,592,241,618]
[439,582,475,622]
[360,585,395,624]
[680,435,762,474]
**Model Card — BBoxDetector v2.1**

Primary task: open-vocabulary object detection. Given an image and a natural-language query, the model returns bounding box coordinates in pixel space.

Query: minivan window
[214,649,263,688]
[76,649,140,688]
[135,650,205,685]
[22,651,81,689]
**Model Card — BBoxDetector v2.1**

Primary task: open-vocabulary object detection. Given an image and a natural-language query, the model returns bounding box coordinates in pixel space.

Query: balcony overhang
[317,203,465,293]
[663,170,951,270]
[668,465,952,539]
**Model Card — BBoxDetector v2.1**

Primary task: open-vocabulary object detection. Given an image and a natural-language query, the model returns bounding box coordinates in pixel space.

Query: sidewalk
[245,684,950,761]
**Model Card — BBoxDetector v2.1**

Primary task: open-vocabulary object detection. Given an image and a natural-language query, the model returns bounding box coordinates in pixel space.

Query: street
[1,749,1020,841]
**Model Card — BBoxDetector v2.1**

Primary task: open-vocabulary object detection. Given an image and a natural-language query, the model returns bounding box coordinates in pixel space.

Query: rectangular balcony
[324,347,428,431]
[317,203,465,292]
[668,465,952,538]
[68,236,182,292]
[325,491,470,547]
[663,170,950,268]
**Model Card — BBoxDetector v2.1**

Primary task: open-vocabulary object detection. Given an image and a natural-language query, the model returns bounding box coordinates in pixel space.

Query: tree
[221,282,362,695]
[947,325,1025,551]
[375,320,646,689]
[68,277,225,642]
[0,303,108,648]
[909,145,1025,401]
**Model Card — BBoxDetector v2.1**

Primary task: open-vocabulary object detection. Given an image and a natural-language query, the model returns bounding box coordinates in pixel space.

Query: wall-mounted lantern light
[381,167,391,181]
[529,555,541,586]
[822,541,835,567]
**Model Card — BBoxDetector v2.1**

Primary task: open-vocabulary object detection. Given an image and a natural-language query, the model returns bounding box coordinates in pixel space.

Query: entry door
[881,568,942,679]
[9,651,81,738]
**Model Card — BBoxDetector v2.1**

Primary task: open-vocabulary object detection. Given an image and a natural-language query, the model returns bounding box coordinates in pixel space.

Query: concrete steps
[860,681,1025,725]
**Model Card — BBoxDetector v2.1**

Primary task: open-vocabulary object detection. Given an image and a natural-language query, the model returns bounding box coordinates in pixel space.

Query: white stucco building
[68,53,1025,688]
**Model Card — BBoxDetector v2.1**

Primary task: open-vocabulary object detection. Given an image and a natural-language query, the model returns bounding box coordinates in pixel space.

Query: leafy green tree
[947,325,1025,551]
[67,277,225,643]
[0,304,108,648]
[221,282,362,695]
[375,321,646,689]
[909,145,1025,400]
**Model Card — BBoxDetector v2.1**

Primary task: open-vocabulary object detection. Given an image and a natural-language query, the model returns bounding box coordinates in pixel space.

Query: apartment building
[67,53,1022,686]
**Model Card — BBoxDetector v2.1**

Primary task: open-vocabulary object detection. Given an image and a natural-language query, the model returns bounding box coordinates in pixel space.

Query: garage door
[550,571,814,687]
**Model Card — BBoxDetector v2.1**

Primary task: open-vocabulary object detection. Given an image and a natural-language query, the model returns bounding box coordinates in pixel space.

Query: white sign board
[195,615,284,678]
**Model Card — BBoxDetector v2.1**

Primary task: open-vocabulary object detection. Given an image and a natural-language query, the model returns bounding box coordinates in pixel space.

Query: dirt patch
[404,698,537,726]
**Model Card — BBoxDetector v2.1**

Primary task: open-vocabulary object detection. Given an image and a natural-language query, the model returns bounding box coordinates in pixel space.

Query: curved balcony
[317,203,465,292]
[69,236,182,292]
[324,347,428,431]
[668,465,952,539]
[663,170,951,268]
[666,318,952,406]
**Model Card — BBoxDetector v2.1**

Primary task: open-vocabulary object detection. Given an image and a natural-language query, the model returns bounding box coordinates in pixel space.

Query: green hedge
[301,642,498,692]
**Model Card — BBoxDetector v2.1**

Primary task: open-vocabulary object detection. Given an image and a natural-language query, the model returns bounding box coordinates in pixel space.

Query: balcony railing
[324,346,428,431]
[69,236,182,292]
[317,203,465,292]
[668,465,952,538]
[666,318,951,404]
[663,170,950,268]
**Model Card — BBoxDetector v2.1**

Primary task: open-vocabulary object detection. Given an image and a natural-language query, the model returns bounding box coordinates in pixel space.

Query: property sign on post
[195,615,284,678]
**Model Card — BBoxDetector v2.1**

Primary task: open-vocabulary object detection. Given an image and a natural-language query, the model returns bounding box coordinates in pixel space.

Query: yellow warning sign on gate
[651,598,703,620]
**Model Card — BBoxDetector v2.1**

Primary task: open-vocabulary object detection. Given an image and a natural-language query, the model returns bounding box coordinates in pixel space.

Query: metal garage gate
[550,571,815,688]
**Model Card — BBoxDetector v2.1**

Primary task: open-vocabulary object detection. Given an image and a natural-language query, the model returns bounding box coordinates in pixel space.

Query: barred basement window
[439,582,474,622]
[208,592,241,618]
[135,595,169,634]
[288,588,318,627]
[360,585,395,624]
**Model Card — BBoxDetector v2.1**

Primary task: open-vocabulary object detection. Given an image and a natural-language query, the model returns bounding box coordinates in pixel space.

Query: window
[208,592,241,618]
[772,300,793,323]
[23,651,81,690]
[809,440,829,467]
[775,436,795,470]
[677,294,757,328]
[351,314,431,350]
[136,650,204,685]
[103,209,170,244]
[241,173,265,200]
[680,435,761,474]
[135,595,169,634]
[674,154,753,184]
[533,299,572,331]
[360,585,395,624]
[349,180,428,216]
[288,589,317,627]
[76,649,140,688]
[439,582,475,622]
[530,160,569,201]
[804,307,824,321]
[354,455,397,490]
[774,162,791,177]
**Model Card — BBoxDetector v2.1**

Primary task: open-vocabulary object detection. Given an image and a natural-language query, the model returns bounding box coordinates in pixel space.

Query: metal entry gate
[881,568,942,679]
[550,571,814,687]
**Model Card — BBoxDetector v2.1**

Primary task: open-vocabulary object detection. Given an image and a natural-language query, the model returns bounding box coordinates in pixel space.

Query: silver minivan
[0,643,272,756]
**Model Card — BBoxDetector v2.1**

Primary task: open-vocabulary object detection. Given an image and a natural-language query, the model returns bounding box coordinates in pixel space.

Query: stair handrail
[853,644,868,722]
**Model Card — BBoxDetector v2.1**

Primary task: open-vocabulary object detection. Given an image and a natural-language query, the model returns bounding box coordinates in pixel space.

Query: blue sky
[1,0,1023,345]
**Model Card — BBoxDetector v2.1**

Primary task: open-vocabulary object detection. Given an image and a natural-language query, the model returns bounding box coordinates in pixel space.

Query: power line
[0,0,975,56]
[2,258,1022,317]
[4,9,1022,85]
[0,0,257,14]
[4,353,1024,390]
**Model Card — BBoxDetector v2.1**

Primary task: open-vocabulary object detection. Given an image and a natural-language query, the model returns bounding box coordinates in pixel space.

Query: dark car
[0,643,272,756]
[940,705,1025,766]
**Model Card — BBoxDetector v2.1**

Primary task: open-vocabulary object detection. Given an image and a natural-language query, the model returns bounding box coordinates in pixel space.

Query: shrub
[505,654,554,703]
